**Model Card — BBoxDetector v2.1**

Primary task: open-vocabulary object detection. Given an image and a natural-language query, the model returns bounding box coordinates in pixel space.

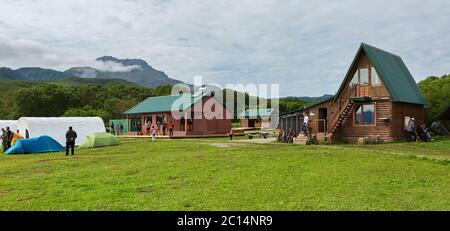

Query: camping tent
[79,133,119,149]
[17,117,106,146]
[4,135,64,154]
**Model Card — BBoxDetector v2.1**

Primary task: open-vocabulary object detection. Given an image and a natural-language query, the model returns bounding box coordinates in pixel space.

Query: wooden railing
[327,83,390,134]
[350,84,389,99]
[327,84,352,133]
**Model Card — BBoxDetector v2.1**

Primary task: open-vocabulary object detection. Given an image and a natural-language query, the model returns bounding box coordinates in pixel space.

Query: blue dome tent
[4,135,64,155]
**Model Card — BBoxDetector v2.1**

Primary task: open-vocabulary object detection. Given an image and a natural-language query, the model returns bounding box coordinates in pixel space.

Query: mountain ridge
[0,56,183,88]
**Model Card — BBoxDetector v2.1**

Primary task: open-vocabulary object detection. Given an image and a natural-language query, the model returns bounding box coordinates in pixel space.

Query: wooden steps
[293,134,308,145]
[331,101,355,133]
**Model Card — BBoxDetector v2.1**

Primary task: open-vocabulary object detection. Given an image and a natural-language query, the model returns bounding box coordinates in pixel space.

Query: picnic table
[246,132,270,139]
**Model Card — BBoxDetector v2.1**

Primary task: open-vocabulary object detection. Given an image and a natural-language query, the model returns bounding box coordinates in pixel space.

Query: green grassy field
[0,137,449,211]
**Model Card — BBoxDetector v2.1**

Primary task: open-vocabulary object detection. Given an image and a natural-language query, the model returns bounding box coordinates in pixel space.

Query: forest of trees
[0,83,172,122]
[418,74,450,124]
[0,81,308,123]
[0,74,447,125]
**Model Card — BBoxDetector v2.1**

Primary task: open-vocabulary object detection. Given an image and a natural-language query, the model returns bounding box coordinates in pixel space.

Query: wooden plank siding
[391,102,424,140]
[335,100,392,142]
[306,101,331,138]
[280,45,425,143]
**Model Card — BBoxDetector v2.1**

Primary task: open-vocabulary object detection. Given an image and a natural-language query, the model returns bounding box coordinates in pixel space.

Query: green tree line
[418,74,450,124]
[0,74,446,125]
[0,83,172,122]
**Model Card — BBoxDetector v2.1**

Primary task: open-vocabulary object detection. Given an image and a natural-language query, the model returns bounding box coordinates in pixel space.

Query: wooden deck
[116,133,244,139]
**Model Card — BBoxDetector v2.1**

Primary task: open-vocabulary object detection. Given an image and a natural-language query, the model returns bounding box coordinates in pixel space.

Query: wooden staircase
[293,134,308,145]
[330,101,355,133]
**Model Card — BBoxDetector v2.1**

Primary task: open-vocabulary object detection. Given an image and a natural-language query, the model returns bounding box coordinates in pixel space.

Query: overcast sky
[1,0,450,97]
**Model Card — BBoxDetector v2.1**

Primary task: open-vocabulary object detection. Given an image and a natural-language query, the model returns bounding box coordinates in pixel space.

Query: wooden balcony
[349,84,390,100]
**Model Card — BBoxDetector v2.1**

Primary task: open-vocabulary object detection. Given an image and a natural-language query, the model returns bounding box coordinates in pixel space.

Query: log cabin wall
[305,101,331,137]
[391,102,425,140]
[335,100,392,142]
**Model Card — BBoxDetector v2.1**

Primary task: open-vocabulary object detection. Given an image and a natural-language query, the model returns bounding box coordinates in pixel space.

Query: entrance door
[318,108,328,132]
[248,119,255,127]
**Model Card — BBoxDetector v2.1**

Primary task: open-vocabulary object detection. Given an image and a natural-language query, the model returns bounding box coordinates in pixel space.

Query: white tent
[0,120,18,142]
[0,120,17,131]
[17,117,106,146]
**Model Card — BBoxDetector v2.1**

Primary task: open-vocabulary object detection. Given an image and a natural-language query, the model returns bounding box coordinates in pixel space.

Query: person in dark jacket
[162,121,167,136]
[1,128,7,152]
[406,118,418,142]
[5,127,13,150]
[65,126,77,156]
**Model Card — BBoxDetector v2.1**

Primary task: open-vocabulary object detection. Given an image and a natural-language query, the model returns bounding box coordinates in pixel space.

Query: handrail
[327,83,352,133]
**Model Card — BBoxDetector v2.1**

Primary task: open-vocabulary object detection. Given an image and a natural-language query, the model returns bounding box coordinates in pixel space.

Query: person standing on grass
[110,122,115,135]
[151,126,157,143]
[137,122,142,135]
[1,128,8,152]
[306,121,313,145]
[5,127,13,150]
[302,112,309,135]
[157,121,161,136]
[168,121,174,137]
[65,126,77,156]
[228,129,234,140]
[162,121,167,136]
[406,118,417,142]
[116,123,122,135]
[145,121,151,135]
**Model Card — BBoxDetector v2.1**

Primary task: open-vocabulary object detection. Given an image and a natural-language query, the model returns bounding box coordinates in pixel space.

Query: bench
[357,136,383,144]
[247,132,269,139]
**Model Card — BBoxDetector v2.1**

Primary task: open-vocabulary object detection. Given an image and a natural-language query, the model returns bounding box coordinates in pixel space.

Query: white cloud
[91,60,142,72]
[0,0,450,96]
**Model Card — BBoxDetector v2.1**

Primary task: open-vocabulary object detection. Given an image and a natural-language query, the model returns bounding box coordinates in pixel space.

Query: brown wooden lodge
[124,93,231,137]
[280,43,427,143]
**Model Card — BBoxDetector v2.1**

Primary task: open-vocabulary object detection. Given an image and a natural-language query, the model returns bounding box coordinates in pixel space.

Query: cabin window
[360,68,369,85]
[351,70,358,85]
[371,67,380,84]
[354,104,375,125]
[350,66,381,85]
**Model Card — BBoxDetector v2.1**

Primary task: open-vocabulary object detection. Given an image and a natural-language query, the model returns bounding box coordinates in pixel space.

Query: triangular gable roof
[335,43,426,105]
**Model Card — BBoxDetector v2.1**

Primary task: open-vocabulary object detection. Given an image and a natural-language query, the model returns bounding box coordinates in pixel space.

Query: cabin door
[248,119,255,127]
[318,108,328,133]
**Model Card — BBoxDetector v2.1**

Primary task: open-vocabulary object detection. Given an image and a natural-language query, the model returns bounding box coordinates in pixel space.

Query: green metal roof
[239,108,274,118]
[302,96,335,111]
[124,95,202,115]
[335,43,427,105]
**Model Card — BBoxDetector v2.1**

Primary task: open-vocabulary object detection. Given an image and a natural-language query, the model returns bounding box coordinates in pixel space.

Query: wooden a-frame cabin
[280,43,427,143]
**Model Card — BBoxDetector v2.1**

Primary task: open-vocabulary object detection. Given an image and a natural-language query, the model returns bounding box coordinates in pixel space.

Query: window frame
[350,65,382,86]
[353,103,377,126]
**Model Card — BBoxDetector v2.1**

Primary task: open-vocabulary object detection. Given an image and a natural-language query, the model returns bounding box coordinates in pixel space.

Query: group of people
[110,120,175,138]
[279,112,313,144]
[278,128,296,143]
[142,120,175,138]
[1,127,24,153]
[2,126,77,156]
[406,117,432,142]
[110,122,124,135]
